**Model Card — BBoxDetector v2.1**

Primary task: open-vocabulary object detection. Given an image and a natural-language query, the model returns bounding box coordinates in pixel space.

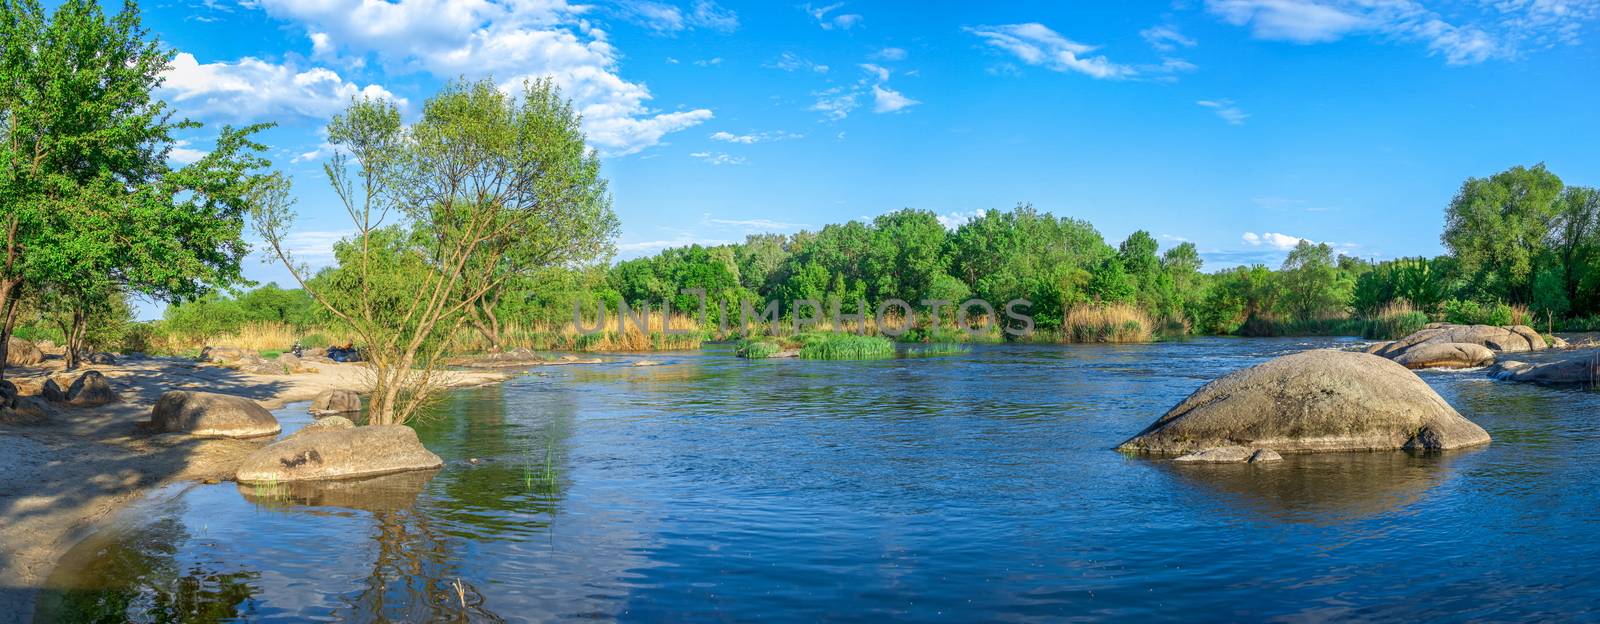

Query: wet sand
[0,355,510,623]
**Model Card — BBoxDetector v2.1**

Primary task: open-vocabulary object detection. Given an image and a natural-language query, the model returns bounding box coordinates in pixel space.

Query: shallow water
[33,338,1600,621]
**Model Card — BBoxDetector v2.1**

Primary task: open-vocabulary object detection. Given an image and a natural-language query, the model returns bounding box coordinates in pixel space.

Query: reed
[797,333,895,360]
[907,342,969,356]
[735,339,783,359]
[1361,301,1429,339]
[1061,304,1155,343]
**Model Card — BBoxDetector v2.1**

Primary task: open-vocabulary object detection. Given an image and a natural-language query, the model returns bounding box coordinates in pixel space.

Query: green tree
[1279,241,1347,321]
[1551,186,1600,314]
[1442,164,1564,303]
[257,79,617,425]
[1,0,270,376]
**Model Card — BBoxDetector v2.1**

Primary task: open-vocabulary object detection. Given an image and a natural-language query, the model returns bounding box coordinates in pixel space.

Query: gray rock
[1173,446,1253,463]
[1248,449,1283,463]
[84,351,116,365]
[66,371,119,406]
[0,380,16,409]
[1487,352,1600,387]
[309,389,361,414]
[151,390,281,439]
[287,415,355,441]
[1389,342,1495,369]
[40,379,66,403]
[235,424,443,482]
[1374,324,1547,367]
[198,345,249,364]
[1118,350,1491,455]
[6,337,43,366]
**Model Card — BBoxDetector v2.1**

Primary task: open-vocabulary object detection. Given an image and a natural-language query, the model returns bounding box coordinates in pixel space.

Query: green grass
[797,333,895,360]
[735,339,783,359]
[907,342,969,357]
[259,350,283,358]
[1360,310,1429,340]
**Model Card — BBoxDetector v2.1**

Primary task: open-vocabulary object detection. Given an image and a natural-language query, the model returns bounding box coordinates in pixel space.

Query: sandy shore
[0,355,509,623]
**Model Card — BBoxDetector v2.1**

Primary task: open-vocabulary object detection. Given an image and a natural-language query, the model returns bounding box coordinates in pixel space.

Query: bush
[1442,299,1514,326]
[798,333,895,360]
[1360,302,1429,340]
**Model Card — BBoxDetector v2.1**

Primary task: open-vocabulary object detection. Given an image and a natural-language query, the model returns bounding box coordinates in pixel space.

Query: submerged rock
[66,371,119,406]
[309,389,361,414]
[235,424,443,483]
[1487,351,1600,387]
[1118,349,1490,456]
[1372,323,1547,369]
[1171,447,1285,464]
[237,469,438,512]
[151,391,281,439]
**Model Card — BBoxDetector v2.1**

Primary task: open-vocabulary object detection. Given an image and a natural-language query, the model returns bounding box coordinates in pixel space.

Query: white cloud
[1141,25,1197,51]
[703,215,807,230]
[804,2,863,30]
[160,52,402,122]
[1242,231,1310,250]
[689,151,745,165]
[618,1,738,34]
[1205,0,1600,65]
[966,23,1137,79]
[809,86,859,121]
[693,57,723,66]
[618,236,733,254]
[871,84,918,113]
[167,140,208,165]
[769,52,830,73]
[871,47,908,61]
[709,130,803,144]
[937,209,987,230]
[252,0,712,156]
[277,229,355,263]
[1198,99,1249,125]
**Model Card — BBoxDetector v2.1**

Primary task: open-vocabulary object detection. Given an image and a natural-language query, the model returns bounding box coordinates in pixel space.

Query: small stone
[1248,449,1283,463]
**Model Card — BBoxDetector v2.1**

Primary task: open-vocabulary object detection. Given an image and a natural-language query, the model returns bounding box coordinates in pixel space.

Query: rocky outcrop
[1487,352,1600,387]
[235,424,442,482]
[309,389,361,415]
[1118,350,1491,456]
[1371,323,1547,369]
[150,390,280,439]
[84,352,116,365]
[5,337,44,366]
[66,371,119,406]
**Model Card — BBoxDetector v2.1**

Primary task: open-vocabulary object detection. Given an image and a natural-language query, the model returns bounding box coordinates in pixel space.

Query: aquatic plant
[735,339,783,359]
[907,342,969,356]
[798,333,895,360]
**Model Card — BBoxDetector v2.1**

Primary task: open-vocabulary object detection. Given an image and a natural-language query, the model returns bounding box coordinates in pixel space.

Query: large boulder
[1118,350,1491,456]
[235,424,442,483]
[0,379,16,409]
[6,337,44,366]
[198,345,249,364]
[1373,324,1546,369]
[151,390,281,439]
[1388,342,1495,370]
[1488,352,1600,387]
[41,378,66,402]
[309,389,361,415]
[66,370,119,406]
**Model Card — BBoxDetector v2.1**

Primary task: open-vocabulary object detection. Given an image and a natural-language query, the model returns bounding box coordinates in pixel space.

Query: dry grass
[1061,304,1154,343]
[447,310,705,353]
[148,321,350,355]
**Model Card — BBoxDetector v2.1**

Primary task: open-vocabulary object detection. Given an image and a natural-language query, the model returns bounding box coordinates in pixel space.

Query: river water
[32,338,1600,621]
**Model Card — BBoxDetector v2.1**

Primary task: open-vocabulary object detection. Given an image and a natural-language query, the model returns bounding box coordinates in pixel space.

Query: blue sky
[134,0,1600,317]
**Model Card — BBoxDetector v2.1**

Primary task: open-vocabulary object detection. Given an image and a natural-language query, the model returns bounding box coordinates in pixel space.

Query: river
[32,337,1600,621]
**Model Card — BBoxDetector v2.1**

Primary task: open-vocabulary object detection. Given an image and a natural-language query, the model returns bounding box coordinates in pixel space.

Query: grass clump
[797,333,895,360]
[1061,304,1154,343]
[735,339,783,359]
[907,342,969,356]
[1360,302,1429,339]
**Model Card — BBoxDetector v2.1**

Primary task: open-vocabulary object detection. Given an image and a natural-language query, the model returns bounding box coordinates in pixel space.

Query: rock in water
[1488,352,1600,387]
[66,371,120,406]
[1372,323,1547,369]
[235,424,443,482]
[1389,342,1495,369]
[151,391,281,439]
[309,389,361,414]
[1117,350,1490,455]
[6,337,44,366]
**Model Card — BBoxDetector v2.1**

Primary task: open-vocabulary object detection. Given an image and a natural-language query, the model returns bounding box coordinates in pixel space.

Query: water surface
[35,338,1600,621]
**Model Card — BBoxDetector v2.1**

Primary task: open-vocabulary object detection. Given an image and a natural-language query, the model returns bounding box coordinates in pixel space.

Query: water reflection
[1154,450,1480,525]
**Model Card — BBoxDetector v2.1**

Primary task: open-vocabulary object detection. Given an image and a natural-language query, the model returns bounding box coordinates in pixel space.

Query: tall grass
[147,321,352,356]
[1360,302,1429,339]
[797,333,895,360]
[907,342,969,356]
[735,339,783,359]
[1060,304,1154,343]
[446,310,704,353]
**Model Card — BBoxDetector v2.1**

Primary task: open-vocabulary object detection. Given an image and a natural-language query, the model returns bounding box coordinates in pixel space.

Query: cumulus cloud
[937,209,987,230]
[160,52,402,122]
[167,140,208,165]
[966,23,1137,79]
[1197,99,1249,125]
[1242,231,1311,250]
[811,63,918,120]
[251,0,713,155]
[1205,0,1600,65]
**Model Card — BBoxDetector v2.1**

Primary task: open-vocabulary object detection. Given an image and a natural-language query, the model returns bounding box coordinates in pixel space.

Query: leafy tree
[257,79,617,425]
[1279,241,1348,321]
[1550,186,1600,313]
[1442,164,1564,303]
[1,0,269,375]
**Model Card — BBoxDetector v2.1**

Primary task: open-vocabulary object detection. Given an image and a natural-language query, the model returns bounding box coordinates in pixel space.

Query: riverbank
[0,356,511,622]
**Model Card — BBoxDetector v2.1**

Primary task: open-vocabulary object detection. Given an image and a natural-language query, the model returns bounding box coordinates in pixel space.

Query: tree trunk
[64,307,86,371]
[470,297,503,353]
[0,279,21,382]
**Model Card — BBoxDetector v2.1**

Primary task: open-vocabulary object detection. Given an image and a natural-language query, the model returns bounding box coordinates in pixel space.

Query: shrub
[1360,302,1429,340]
[1442,299,1514,326]
[735,339,782,359]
